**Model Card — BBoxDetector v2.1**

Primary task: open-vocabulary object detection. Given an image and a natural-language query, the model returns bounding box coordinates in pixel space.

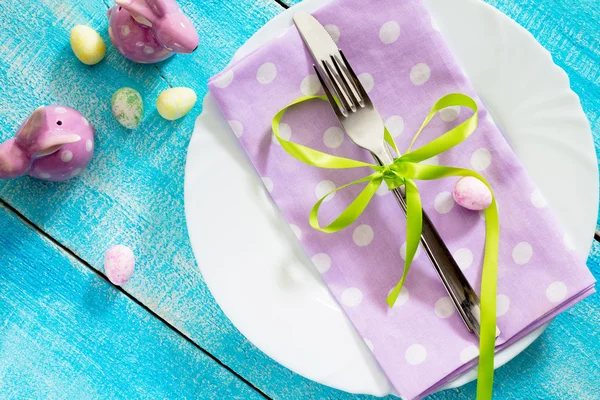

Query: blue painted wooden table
[0,0,598,398]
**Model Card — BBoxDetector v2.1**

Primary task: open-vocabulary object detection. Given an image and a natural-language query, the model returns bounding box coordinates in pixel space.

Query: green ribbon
[272,93,499,399]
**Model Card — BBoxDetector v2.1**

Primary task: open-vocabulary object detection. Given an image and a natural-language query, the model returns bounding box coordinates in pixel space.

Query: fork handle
[373,153,499,338]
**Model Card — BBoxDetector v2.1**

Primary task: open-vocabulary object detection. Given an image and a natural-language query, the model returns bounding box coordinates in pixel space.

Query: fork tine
[314,65,345,118]
[339,51,370,105]
[317,60,348,114]
[332,53,364,108]
[322,59,355,113]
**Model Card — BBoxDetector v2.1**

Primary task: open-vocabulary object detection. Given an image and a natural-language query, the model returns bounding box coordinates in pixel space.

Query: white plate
[184,0,598,396]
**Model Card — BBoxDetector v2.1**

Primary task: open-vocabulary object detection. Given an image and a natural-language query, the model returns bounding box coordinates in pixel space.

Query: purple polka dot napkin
[208,0,596,398]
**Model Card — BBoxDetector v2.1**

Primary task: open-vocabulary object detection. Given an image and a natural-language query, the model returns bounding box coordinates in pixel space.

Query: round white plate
[185,0,598,396]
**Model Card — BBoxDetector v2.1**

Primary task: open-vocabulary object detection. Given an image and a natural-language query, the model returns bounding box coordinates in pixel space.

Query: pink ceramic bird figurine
[107,0,199,63]
[0,106,95,181]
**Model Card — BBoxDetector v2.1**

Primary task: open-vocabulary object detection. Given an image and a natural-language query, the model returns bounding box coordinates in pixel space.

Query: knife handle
[389,187,485,336]
[391,187,503,338]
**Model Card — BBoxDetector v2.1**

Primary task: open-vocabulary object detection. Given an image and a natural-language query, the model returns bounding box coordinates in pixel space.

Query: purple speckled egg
[104,245,135,285]
[452,176,492,211]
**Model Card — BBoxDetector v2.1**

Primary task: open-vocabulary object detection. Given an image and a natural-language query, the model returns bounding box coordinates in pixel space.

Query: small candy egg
[156,87,197,121]
[104,245,135,285]
[70,25,106,65]
[453,176,492,211]
[111,88,144,129]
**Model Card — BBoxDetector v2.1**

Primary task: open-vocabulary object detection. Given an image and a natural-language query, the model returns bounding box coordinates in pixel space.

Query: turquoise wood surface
[0,0,598,399]
[0,205,263,399]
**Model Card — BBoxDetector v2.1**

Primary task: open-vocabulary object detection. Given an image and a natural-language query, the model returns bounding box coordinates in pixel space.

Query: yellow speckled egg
[156,87,197,121]
[70,25,106,65]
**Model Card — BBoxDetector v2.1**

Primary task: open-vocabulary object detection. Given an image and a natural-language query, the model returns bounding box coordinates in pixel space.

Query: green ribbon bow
[272,93,499,399]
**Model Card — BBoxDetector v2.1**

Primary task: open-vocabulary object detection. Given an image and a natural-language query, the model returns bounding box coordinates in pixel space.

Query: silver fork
[314,51,499,338]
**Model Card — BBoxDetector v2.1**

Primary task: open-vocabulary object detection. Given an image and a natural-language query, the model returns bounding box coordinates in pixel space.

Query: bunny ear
[146,0,168,16]
[116,0,161,26]
[37,134,81,157]
[16,107,46,145]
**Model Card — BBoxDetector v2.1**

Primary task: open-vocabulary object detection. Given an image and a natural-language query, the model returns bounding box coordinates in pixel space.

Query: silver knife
[293,11,500,338]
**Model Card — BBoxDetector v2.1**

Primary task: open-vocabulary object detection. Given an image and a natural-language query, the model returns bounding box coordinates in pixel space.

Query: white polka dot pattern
[470,148,491,171]
[434,296,455,318]
[385,115,404,138]
[213,69,234,88]
[261,177,273,193]
[315,180,336,202]
[453,248,473,270]
[323,127,344,148]
[422,155,439,165]
[311,253,331,274]
[290,224,302,240]
[276,123,292,142]
[459,345,479,363]
[379,21,401,44]
[341,287,363,307]
[300,74,321,95]
[530,188,547,208]
[256,62,277,84]
[389,286,409,307]
[325,24,340,42]
[439,106,460,122]
[405,344,427,365]
[400,241,421,260]
[358,73,374,93]
[228,120,244,138]
[512,242,533,265]
[546,281,567,303]
[410,63,430,85]
[434,191,454,214]
[496,294,510,316]
[353,224,374,246]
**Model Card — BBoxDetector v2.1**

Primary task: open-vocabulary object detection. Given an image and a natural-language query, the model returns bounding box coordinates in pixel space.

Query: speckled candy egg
[453,176,493,211]
[104,245,135,285]
[111,88,144,129]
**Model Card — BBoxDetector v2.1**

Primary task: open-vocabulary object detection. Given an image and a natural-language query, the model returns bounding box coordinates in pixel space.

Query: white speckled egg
[111,87,144,129]
[104,245,135,285]
[453,176,492,211]
[156,87,197,120]
[70,25,106,65]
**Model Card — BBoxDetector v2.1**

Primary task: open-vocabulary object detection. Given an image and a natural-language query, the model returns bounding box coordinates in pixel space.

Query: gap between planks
[0,198,271,400]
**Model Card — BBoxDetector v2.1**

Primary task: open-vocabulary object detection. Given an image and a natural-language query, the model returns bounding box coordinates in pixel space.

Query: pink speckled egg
[453,176,492,211]
[104,245,135,285]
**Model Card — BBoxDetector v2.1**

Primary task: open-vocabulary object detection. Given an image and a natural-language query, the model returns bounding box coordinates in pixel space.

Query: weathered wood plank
[0,0,354,398]
[0,204,264,399]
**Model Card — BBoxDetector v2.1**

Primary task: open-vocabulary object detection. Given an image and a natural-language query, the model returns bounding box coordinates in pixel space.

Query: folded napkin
[208,0,596,398]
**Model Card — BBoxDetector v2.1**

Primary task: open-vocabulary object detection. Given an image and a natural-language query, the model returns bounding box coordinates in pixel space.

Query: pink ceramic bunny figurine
[107,0,199,63]
[0,106,95,181]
